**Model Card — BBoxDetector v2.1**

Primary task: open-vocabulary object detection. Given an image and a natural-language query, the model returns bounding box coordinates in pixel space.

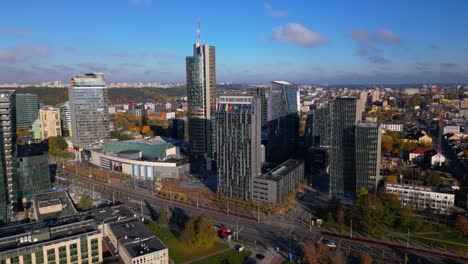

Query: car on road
[323,239,336,248]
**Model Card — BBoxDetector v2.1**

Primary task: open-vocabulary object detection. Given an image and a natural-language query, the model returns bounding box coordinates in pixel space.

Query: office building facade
[17,146,51,203]
[15,93,39,130]
[255,87,270,129]
[266,81,299,163]
[216,96,262,200]
[60,101,72,137]
[253,159,304,205]
[329,97,359,196]
[355,122,382,194]
[69,73,110,149]
[39,106,62,140]
[0,90,16,225]
[0,217,103,263]
[186,34,216,166]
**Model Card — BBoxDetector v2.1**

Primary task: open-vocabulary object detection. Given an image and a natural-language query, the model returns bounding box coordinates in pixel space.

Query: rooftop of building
[109,218,167,257]
[32,190,77,221]
[0,215,98,253]
[272,81,295,86]
[17,144,48,157]
[259,159,304,181]
[357,122,381,128]
[88,204,135,224]
[385,181,454,194]
[102,137,179,159]
[0,89,15,98]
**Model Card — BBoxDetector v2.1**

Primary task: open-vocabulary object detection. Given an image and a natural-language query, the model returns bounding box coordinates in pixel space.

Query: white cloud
[375,28,401,43]
[272,23,325,47]
[264,2,292,18]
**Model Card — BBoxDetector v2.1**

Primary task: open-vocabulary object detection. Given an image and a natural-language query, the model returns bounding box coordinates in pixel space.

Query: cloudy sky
[1,0,467,84]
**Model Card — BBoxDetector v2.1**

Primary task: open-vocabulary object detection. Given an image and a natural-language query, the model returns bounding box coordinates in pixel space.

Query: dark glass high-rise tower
[329,97,359,196]
[266,81,299,163]
[355,122,382,194]
[15,93,38,130]
[0,90,17,224]
[69,73,110,149]
[216,96,262,200]
[186,26,216,169]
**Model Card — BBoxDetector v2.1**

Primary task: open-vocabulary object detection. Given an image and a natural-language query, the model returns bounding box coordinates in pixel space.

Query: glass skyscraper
[17,145,51,202]
[69,73,110,149]
[266,81,299,163]
[60,101,72,137]
[0,90,17,224]
[216,96,262,200]
[186,34,216,168]
[15,93,38,129]
[355,122,382,194]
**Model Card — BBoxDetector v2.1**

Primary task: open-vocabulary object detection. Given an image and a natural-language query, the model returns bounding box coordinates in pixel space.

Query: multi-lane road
[57,168,467,264]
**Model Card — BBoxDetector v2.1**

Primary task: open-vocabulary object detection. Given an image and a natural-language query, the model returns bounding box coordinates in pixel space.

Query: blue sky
[0,0,467,84]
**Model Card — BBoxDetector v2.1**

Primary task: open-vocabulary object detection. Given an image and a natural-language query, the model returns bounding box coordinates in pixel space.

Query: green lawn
[55,151,74,159]
[147,222,229,264]
[413,231,468,254]
[192,249,252,264]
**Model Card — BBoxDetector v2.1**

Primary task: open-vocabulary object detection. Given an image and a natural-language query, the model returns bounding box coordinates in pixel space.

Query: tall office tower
[60,101,72,137]
[358,91,367,120]
[329,97,359,196]
[267,81,299,163]
[308,106,331,147]
[186,24,216,168]
[39,106,62,140]
[69,73,110,149]
[0,90,16,224]
[355,122,382,194]
[255,87,270,129]
[371,90,380,103]
[15,93,39,130]
[17,145,51,203]
[216,96,262,200]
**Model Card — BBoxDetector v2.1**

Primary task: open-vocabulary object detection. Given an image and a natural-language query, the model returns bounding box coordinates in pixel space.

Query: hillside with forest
[12,86,187,106]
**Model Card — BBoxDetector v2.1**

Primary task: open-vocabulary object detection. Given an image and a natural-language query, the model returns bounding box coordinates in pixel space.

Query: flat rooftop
[357,122,381,128]
[88,204,135,224]
[260,159,304,181]
[33,190,77,221]
[0,216,98,253]
[109,219,167,257]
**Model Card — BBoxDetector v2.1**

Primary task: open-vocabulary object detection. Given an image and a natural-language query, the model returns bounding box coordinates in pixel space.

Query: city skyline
[0,0,467,84]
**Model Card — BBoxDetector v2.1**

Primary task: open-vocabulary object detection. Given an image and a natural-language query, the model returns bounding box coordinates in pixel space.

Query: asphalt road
[57,168,467,264]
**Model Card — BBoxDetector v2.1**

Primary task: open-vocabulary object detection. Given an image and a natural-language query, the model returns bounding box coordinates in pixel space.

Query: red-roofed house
[409,148,431,163]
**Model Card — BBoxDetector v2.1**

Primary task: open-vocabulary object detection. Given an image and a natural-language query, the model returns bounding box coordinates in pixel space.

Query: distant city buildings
[15,93,39,130]
[216,96,262,200]
[0,90,16,225]
[186,30,216,168]
[69,73,110,150]
[39,106,62,139]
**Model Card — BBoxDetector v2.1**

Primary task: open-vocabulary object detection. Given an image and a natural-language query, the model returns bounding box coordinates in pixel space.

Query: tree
[455,216,467,236]
[303,241,329,264]
[386,175,398,183]
[336,207,345,228]
[157,207,169,227]
[141,125,151,135]
[181,214,217,248]
[78,195,93,210]
[328,251,346,264]
[356,187,369,199]
[360,252,373,264]
[48,136,68,153]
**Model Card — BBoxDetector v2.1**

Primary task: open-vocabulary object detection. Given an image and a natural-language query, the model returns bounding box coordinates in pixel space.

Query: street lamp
[116,235,128,256]
[89,174,94,199]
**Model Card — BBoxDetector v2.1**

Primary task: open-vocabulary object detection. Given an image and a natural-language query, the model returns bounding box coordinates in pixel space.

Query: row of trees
[156,207,217,249]
[320,189,426,238]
